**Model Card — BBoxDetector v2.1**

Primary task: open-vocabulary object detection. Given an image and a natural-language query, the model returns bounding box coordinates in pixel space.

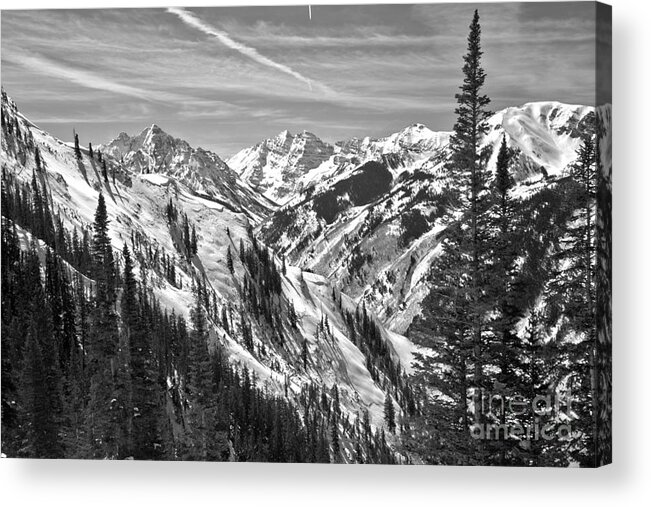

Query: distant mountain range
[99,100,596,337]
[254,102,595,333]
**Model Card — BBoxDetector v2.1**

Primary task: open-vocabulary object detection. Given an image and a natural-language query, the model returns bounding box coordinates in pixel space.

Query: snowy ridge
[342,123,451,162]
[101,124,273,220]
[228,123,452,206]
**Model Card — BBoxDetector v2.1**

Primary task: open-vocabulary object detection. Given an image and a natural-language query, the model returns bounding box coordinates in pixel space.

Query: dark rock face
[313,161,393,224]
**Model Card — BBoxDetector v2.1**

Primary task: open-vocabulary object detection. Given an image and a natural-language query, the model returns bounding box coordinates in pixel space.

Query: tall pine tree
[410,9,492,465]
[87,192,121,458]
[123,244,161,459]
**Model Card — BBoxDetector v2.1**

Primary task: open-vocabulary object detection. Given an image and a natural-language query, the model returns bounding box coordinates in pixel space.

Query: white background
[0,0,648,505]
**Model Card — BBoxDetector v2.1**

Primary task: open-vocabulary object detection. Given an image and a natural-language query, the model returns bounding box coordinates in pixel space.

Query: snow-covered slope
[485,101,594,179]
[1,92,415,446]
[260,102,595,334]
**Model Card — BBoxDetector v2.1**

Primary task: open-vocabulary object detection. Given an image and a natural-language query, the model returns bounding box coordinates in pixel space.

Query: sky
[1,2,597,157]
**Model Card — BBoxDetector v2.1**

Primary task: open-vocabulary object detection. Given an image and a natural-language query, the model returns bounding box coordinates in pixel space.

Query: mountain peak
[142,123,171,141]
[275,129,292,140]
[404,123,426,130]
[228,128,334,204]
[397,123,433,136]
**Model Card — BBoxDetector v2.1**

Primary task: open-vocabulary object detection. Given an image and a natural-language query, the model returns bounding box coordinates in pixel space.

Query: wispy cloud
[166,7,333,95]
[32,116,143,124]
[3,50,185,103]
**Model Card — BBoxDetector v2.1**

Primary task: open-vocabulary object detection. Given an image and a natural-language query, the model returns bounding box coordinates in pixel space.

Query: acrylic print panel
[0,1,611,466]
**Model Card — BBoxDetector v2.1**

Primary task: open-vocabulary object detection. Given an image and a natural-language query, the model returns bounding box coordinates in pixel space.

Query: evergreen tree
[74,131,81,160]
[92,193,116,311]
[185,281,215,459]
[87,193,121,458]
[191,225,198,255]
[182,215,190,258]
[384,394,396,433]
[447,8,492,390]
[330,420,340,462]
[485,135,526,464]
[227,245,234,274]
[301,339,309,370]
[123,244,161,459]
[34,147,42,171]
[409,9,492,465]
[221,305,230,333]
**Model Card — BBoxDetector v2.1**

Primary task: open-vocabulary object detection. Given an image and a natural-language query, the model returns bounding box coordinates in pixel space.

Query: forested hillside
[0,8,610,467]
[0,89,411,462]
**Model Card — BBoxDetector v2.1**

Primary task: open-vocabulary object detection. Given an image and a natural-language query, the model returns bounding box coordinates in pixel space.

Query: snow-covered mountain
[485,101,595,180]
[258,101,595,334]
[1,91,417,462]
[101,124,273,219]
[337,122,450,162]
[227,130,334,204]
[228,123,451,206]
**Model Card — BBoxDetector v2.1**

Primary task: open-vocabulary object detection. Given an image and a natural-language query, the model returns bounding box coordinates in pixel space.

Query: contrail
[167,7,321,92]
